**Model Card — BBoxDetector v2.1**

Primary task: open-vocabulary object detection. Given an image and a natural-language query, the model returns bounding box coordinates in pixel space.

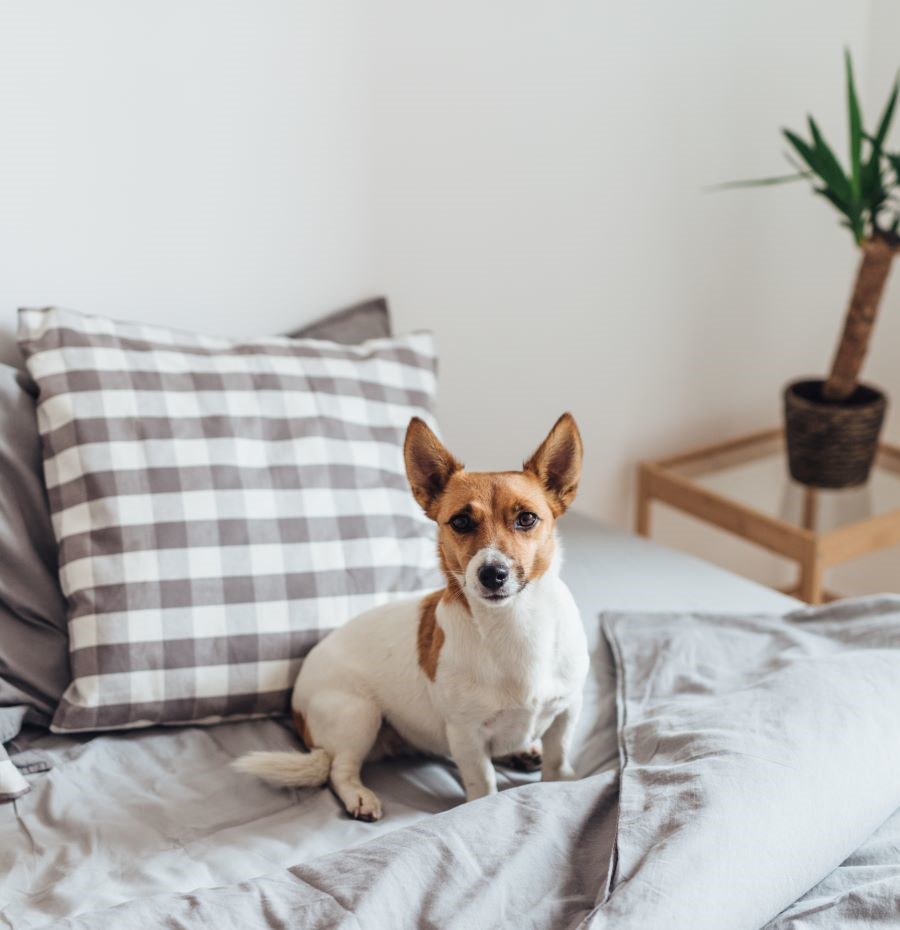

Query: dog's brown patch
[435,471,560,584]
[293,710,315,748]
[523,413,583,516]
[438,546,472,614]
[404,417,463,519]
[417,589,445,681]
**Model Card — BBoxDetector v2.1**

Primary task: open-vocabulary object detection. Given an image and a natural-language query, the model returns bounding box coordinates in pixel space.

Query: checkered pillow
[17,307,441,732]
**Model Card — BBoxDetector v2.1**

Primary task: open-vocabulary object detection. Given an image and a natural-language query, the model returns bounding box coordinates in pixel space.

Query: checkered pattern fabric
[18,307,441,733]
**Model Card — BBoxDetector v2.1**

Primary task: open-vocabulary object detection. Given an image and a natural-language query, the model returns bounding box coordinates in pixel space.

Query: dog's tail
[231,749,332,788]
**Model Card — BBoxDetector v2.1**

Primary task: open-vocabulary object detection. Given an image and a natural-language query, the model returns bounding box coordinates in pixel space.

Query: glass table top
[663,432,900,534]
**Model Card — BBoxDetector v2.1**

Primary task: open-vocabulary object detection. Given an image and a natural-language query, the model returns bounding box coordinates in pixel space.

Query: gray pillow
[0,364,71,798]
[0,298,394,795]
[0,296,394,724]
[0,364,70,725]
[18,307,438,733]
[288,297,391,344]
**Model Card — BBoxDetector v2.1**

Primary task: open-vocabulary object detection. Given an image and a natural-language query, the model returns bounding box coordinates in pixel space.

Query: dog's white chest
[435,576,587,755]
[480,693,568,751]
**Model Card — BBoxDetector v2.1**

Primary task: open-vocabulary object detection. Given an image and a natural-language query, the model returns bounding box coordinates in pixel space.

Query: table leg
[798,555,824,605]
[801,486,818,532]
[636,470,651,537]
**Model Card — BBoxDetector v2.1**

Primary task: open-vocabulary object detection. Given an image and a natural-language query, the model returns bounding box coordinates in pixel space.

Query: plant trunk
[823,234,896,402]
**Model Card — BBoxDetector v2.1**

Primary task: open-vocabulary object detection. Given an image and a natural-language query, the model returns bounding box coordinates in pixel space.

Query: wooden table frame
[636,428,900,604]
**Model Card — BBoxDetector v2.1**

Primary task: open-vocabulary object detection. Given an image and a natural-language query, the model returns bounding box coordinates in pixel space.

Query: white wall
[2,2,895,589]
[867,0,900,446]
[0,1,376,364]
[831,0,900,595]
[368,2,874,509]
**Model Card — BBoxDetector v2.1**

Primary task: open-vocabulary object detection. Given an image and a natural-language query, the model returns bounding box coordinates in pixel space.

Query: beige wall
[1,2,894,590]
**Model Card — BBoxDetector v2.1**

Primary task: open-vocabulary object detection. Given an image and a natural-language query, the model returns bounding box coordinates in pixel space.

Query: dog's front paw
[542,763,578,783]
[502,748,543,773]
[346,788,383,822]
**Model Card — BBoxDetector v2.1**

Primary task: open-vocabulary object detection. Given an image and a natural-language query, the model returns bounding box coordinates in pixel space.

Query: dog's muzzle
[468,547,520,604]
[478,562,508,592]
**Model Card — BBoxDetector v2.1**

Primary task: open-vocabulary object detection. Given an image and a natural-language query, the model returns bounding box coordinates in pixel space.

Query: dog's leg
[446,723,496,801]
[541,699,581,782]
[497,742,543,772]
[309,691,384,822]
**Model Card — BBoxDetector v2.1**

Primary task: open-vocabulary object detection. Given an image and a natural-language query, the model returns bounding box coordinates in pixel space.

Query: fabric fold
[589,596,900,930]
[48,774,620,929]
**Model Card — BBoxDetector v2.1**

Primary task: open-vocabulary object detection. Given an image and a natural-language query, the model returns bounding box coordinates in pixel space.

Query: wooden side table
[636,428,900,604]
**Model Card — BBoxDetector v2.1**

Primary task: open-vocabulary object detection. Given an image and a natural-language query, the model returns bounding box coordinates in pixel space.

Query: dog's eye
[449,514,474,533]
[515,511,539,529]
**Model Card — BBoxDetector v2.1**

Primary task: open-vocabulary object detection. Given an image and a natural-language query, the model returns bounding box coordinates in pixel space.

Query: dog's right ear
[404,417,462,518]
[523,412,583,516]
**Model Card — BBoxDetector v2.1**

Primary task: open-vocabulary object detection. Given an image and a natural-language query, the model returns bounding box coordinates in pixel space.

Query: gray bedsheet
[596,597,900,929]
[2,514,802,928]
[42,594,900,930]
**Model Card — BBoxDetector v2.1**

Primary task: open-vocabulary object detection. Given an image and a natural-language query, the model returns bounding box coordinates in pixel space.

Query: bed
[2,512,803,928]
[5,306,900,930]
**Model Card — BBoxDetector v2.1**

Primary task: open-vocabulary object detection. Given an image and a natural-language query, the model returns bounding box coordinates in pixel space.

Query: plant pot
[783,379,888,489]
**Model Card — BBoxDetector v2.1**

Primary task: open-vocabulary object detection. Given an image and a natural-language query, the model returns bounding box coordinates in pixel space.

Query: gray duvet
[6,518,900,929]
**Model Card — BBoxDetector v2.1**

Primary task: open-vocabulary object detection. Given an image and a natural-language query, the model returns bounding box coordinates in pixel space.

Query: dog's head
[404,414,583,608]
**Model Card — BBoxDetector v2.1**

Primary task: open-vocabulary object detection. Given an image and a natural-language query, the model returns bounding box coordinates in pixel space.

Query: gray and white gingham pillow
[17,307,441,733]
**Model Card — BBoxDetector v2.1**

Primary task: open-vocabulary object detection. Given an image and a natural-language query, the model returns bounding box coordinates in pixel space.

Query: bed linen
[595,596,900,929]
[2,513,803,928]
[37,591,900,930]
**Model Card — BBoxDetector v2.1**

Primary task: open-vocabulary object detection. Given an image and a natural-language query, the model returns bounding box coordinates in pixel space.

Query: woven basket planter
[783,379,888,489]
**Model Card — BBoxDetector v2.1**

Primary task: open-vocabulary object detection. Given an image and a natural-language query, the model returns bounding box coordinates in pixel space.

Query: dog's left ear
[523,412,583,515]
[404,417,463,519]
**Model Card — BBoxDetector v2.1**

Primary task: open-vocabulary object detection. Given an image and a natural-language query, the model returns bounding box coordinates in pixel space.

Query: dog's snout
[478,563,509,591]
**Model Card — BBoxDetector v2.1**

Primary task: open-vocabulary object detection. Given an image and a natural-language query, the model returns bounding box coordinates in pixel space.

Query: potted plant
[728,52,900,488]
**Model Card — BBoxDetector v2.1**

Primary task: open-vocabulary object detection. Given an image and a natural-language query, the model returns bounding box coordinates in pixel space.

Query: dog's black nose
[478,563,509,591]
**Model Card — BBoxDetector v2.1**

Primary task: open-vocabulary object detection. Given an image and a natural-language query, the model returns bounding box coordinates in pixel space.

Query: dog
[233,413,589,821]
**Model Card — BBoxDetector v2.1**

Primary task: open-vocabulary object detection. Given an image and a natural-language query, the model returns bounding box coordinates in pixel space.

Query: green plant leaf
[872,75,898,152]
[783,129,822,175]
[815,185,865,243]
[705,172,810,191]
[846,49,863,200]
[888,151,900,181]
[807,117,854,206]
[814,186,852,220]
[861,76,899,220]
[715,51,900,248]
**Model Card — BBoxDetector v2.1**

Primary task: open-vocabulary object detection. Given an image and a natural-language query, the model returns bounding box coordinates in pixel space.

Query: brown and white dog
[234,414,589,821]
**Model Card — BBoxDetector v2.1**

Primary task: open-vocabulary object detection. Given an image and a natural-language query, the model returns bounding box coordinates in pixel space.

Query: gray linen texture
[31,596,900,930]
[16,307,440,733]
[6,511,782,925]
[587,596,900,930]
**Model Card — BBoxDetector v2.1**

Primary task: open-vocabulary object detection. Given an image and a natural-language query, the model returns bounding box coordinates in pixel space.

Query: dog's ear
[404,417,463,518]
[523,412,583,515]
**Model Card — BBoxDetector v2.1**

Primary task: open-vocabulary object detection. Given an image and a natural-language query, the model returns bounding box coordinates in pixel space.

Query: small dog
[234,413,589,821]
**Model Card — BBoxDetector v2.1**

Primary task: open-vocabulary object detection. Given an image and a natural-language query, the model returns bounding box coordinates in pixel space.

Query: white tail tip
[231,749,332,788]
